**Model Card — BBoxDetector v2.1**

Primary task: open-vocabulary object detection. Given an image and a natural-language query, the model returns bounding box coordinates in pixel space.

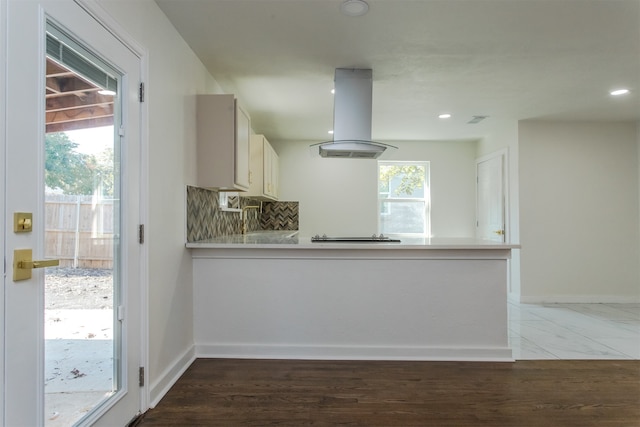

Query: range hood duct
[315,68,396,159]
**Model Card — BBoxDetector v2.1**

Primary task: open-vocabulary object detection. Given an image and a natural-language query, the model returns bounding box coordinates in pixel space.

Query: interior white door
[4,1,143,425]
[476,152,506,242]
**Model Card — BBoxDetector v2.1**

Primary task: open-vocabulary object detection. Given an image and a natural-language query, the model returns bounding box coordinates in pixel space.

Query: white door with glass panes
[3,0,145,425]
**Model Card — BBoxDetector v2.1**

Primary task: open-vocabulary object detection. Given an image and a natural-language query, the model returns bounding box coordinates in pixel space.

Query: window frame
[377,160,431,237]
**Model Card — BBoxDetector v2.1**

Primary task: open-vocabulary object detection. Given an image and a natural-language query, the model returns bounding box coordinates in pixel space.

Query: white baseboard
[195,343,514,362]
[149,345,196,408]
[519,295,640,304]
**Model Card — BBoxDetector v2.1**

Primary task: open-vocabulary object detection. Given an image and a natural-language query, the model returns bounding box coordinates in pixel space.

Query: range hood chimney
[314,68,395,159]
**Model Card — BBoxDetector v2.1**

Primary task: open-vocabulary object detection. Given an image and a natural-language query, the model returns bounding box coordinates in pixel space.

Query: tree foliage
[45,132,114,196]
[379,164,425,196]
[93,148,115,197]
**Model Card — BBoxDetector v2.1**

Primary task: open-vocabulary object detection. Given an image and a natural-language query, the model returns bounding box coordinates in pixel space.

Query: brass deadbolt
[14,212,33,233]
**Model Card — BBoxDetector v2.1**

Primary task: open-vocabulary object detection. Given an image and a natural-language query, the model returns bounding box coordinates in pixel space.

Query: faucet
[241,205,260,234]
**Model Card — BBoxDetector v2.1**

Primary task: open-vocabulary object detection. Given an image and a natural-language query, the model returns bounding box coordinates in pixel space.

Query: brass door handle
[13,249,59,281]
[494,230,504,235]
[19,259,60,269]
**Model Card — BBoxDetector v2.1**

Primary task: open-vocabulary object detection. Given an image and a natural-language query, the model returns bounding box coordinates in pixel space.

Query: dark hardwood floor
[138,358,640,426]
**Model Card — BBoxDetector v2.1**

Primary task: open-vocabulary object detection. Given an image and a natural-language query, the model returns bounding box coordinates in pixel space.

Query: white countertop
[186,231,520,250]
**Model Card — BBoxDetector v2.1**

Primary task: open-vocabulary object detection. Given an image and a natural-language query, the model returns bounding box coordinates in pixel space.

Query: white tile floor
[508,303,640,360]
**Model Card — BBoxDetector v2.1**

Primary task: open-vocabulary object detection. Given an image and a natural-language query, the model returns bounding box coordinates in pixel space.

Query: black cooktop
[311,234,401,243]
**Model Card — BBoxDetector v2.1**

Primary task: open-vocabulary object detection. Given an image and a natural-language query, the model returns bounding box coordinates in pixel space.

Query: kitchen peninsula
[187,233,519,361]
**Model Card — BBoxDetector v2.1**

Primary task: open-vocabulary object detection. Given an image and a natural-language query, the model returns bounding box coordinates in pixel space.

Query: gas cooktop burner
[311,234,401,243]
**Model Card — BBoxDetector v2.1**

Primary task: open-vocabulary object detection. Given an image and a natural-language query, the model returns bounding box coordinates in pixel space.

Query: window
[378,161,430,236]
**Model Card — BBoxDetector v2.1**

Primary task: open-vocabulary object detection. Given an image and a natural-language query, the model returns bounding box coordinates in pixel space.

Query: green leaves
[379,164,425,197]
[45,132,114,196]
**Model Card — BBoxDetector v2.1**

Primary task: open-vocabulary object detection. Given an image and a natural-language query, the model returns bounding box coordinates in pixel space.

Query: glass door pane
[43,24,121,426]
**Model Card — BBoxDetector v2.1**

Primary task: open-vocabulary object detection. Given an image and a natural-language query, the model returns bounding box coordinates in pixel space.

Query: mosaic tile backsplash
[186,186,299,242]
[261,201,299,230]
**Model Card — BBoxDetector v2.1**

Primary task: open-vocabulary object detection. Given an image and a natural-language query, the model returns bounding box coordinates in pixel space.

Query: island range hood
[313,68,396,159]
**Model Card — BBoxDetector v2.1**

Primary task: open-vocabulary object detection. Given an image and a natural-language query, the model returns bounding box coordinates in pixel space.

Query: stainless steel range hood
[318,140,388,158]
[314,68,396,159]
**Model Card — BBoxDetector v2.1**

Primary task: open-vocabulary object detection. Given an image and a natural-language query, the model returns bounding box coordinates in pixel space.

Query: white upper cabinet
[247,134,279,200]
[196,94,250,191]
[265,141,279,199]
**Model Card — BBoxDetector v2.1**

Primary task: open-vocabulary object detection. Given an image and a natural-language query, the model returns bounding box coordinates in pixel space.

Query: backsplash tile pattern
[186,186,298,242]
[187,186,232,242]
[261,201,299,230]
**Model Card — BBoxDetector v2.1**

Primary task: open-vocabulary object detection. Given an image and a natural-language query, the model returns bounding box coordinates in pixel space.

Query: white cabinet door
[197,95,250,191]
[270,147,279,199]
[235,104,251,190]
[263,142,279,199]
[263,142,273,197]
[248,134,278,200]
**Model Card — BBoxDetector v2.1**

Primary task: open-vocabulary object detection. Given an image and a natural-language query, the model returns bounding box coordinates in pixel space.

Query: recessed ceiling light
[610,88,630,96]
[340,0,369,17]
[331,88,335,94]
[328,130,334,135]
[438,113,452,119]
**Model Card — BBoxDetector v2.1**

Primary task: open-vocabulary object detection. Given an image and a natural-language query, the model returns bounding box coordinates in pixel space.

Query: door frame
[0,0,7,422]
[73,0,150,413]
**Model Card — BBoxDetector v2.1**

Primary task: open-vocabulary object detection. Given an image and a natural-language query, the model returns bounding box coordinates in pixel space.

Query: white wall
[98,0,222,404]
[519,121,640,302]
[270,139,478,238]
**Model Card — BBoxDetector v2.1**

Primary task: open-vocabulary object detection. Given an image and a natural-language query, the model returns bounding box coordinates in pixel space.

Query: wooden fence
[45,194,114,269]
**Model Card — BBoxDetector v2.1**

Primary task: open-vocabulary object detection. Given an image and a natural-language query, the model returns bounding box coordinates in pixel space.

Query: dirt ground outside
[45,267,113,310]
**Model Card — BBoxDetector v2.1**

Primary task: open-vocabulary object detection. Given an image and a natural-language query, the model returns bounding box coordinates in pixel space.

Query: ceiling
[155,0,640,143]
[45,58,114,133]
